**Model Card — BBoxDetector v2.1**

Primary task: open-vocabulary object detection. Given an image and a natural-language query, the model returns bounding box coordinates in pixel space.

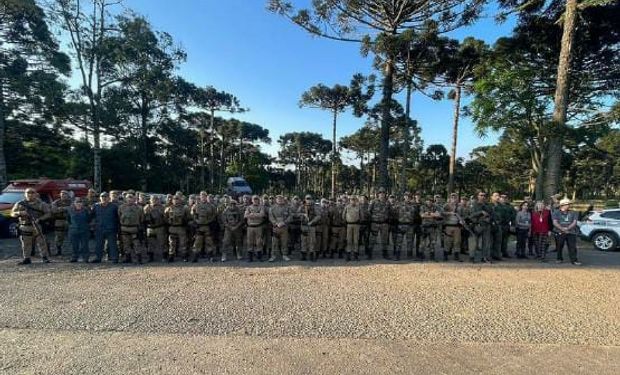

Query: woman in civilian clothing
[530,201,552,262]
[68,197,92,262]
[515,202,531,259]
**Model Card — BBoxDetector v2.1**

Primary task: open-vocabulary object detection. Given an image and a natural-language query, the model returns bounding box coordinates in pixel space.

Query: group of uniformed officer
[12,187,522,265]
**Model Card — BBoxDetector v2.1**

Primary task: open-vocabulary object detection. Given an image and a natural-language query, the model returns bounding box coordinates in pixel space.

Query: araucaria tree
[269,0,485,190]
[299,74,374,198]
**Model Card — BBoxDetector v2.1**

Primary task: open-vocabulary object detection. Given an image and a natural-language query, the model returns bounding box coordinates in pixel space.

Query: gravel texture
[1,237,619,374]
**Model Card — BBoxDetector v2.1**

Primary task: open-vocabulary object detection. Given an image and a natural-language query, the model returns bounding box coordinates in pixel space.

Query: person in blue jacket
[92,192,119,263]
[68,197,92,262]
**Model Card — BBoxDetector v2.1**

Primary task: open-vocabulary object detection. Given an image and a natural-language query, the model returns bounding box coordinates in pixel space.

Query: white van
[226,177,252,197]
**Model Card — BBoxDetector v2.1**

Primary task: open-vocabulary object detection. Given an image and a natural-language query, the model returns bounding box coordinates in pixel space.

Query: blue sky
[120,0,515,160]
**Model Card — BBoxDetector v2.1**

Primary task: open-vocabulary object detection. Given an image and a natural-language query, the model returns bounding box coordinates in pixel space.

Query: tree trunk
[209,109,215,189]
[378,57,395,191]
[544,0,578,199]
[200,118,205,189]
[0,83,7,189]
[140,98,149,192]
[92,99,102,192]
[400,81,413,194]
[448,84,462,196]
[331,109,338,199]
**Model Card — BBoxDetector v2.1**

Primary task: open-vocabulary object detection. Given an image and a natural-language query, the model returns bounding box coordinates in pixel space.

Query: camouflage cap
[377,187,386,193]
[304,194,313,200]
[100,192,109,197]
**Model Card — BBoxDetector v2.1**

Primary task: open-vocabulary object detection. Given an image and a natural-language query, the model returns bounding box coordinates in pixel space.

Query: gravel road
[1,236,619,374]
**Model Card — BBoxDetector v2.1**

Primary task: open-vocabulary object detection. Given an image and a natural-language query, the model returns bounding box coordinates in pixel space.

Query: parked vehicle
[0,178,91,237]
[578,209,620,251]
[226,177,252,198]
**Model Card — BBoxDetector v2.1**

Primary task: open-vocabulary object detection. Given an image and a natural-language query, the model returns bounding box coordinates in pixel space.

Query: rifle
[454,212,476,237]
[18,201,49,251]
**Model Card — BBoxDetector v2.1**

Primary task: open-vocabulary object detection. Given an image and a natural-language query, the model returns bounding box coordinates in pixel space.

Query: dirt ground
[1,236,619,374]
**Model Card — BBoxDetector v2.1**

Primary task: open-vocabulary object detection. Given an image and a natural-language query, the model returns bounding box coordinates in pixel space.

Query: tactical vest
[119,204,141,226]
[246,205,265,226]
[330,205,345,226]
[16,200,47,225]
[270,205,290,223]
[397,203,415,224]
[421,204,440,226]
[344,204,361,223]
[369,200,389,223]
[166,205,187,226]
[222,206,243,227]
[145,204,165,227]
[193,202,216,225]
[52,199,71,220]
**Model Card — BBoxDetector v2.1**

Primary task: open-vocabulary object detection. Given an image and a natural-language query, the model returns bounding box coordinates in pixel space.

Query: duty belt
[247,224,263,227]
[346,222,360,224]
[372,221,387,224]
[398,222,413,225]
[169,224,185,227]
[332,225,344,228]
[147,225,164,229]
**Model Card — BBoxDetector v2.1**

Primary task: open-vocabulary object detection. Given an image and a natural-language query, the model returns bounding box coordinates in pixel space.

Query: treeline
[1,1,619,199]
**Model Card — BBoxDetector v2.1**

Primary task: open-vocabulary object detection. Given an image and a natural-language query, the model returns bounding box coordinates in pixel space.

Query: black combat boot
[338,249,343,259]
[148,253,154,262]
[258,252,264,262]
[354,252,359,261]
[122,254,132,264]
[430,252,436,262]
[301,252,307,261]
[18,258,32,265]
[56,245,62,256]
[42,256,50,263]
[168,255,174,263]
[248,252,254,262]
[406,251,413,259]
[330,250,335,258]
[454,252,461,262]
[312,252,318,262]
[394,251,400,261]
[443,251,449,261]
[367,250,373,260]
[345,252,351,261]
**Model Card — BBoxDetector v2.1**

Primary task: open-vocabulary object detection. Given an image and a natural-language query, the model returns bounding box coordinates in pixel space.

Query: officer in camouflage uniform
[459,196,472,256]
[118,193,145,264]
[412,192,423,259]
[388,194,399,253]
[359,195,371,258]
[468,191,493,263]
[317,198,331,258]
[216,195,230,257]
[164,195,191,262]
[11,188,52,264]
[245,195,266,262]
[220,199,244,262]
[50,190,72,256]
[288,196,302,255]
[343,195,362,261]
[84,188,98,209]
[144,195,166,262]
[368,188,391,259]
[443,193,464,261]
[498,193,516,258]
[269,195,292,262]
[299,194,321,261]
[329,198,346,259]
[490,192,504,261]
[261,195,273,259]
[420,196,442,261]
[394,192,415,261]
[191,192,218,262]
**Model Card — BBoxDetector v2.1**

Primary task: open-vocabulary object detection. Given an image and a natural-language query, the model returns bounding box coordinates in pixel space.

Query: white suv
[579,209,620,251]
